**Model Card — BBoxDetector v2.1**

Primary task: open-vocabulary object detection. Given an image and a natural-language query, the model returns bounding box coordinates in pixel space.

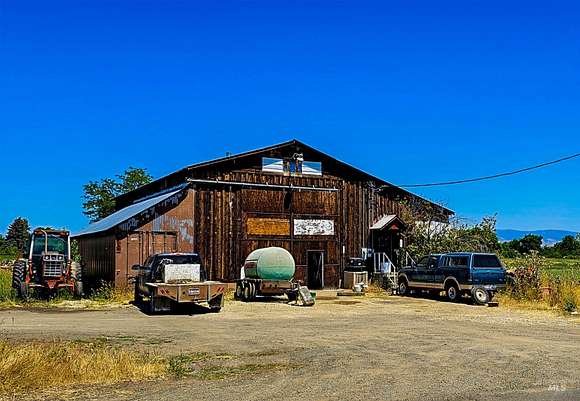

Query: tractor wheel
[12,260,29,300]
[72,262,84,298]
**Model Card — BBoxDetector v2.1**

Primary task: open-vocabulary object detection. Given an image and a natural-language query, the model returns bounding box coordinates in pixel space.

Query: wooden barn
[73,139,452,289]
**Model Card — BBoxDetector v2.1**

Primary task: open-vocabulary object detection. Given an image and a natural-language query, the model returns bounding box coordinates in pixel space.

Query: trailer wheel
[243,283,251,302]
[235,282,243,300]
[249,282,256,299]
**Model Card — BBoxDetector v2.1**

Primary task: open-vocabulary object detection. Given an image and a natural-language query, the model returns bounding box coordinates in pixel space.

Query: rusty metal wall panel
[77,235,115,285]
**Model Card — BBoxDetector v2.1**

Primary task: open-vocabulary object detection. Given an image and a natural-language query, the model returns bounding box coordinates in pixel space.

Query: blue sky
[1,0,579,233]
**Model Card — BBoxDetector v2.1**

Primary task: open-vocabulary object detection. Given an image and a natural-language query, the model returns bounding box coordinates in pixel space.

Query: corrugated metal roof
[72,187,185,237]
[370,215,398,230]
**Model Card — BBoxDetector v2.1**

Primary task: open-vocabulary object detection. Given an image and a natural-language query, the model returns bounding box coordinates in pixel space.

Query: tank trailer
[235,247,314,306]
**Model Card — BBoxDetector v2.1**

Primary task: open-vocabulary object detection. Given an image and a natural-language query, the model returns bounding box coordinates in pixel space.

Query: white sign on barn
[294,219,335,236]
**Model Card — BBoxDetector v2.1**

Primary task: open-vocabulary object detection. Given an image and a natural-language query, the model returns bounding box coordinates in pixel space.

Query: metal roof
[72,186,186,237]
[114,139,454,215]
[370,214,404,230]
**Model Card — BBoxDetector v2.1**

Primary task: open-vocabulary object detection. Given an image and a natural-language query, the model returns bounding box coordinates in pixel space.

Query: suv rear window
[473,254,502,268]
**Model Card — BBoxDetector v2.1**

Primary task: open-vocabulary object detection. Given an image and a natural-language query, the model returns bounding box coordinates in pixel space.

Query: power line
[399,152,580,188]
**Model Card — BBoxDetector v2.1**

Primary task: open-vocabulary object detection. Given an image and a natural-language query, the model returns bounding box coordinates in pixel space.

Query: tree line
[500,234,580,258]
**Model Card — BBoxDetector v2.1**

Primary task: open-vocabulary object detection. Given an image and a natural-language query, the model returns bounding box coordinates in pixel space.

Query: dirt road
[1,294,579,401]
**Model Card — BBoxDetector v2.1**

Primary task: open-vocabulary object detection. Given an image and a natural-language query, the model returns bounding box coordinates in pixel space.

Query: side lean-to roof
[114,139,453,216]
[72,185,187,237]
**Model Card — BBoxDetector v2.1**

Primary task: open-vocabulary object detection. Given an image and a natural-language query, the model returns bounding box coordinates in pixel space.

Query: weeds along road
[1,294,579,401]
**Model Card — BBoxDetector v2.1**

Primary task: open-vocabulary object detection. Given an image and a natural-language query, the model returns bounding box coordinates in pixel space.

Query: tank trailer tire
[249,282,256,299]
[242,283,251,302]
[235,282,243,300]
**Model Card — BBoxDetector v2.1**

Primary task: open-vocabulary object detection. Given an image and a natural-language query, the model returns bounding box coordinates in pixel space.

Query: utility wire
[399,152,580,188]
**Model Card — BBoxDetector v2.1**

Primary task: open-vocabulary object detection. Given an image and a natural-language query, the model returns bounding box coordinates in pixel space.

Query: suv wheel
[471,287,490,305]
[445,283,460,302]
[398,279,409,296]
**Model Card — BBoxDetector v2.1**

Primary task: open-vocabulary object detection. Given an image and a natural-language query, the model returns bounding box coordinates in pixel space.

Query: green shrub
[0,269,15,302]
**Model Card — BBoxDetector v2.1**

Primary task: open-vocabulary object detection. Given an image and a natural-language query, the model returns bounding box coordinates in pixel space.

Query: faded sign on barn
[293,219,334,236]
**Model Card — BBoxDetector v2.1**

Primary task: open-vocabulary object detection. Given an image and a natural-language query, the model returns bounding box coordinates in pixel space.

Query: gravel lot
[1,293,579,401]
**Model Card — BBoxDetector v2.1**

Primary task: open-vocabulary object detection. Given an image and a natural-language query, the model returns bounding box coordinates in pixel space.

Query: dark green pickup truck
[397,252,507,305]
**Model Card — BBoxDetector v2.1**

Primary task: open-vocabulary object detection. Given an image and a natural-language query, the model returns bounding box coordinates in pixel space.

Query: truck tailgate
[147,281,225,303]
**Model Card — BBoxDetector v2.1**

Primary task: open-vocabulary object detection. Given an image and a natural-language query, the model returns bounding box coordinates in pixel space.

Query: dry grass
[0,340,165,396]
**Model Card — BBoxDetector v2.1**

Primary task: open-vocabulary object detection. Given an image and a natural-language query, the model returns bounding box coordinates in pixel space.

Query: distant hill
[497,229,578,246]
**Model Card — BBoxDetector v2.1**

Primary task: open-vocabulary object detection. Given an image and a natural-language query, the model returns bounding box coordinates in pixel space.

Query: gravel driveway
[1,293,579,401]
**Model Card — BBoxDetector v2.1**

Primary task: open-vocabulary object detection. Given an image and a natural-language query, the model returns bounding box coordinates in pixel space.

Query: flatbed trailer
[145,281,226,313]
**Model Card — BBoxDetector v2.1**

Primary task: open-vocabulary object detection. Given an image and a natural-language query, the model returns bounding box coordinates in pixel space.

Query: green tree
[82,167,153,222]
[5,217,31,257]
[516,234,543,254]
[552,235,580,257]
[0,234,18,261]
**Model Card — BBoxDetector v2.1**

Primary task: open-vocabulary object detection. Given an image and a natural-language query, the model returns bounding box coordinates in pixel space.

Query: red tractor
[12,228,83,299]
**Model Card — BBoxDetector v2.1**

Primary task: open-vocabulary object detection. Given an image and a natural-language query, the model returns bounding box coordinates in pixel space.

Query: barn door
[126,232,144,286]
[307,251,324,289]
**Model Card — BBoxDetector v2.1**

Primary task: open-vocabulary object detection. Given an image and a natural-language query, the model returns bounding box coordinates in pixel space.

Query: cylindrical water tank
[243,247,295,281]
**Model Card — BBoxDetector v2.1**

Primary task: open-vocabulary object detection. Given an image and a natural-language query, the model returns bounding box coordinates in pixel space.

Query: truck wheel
[208,294,223,313]
[149,297,158,314]
[471,287,490,305]
[249,282,256,299]
[134,282,143,305]
[398,278,409,296]
[445,283,460,302]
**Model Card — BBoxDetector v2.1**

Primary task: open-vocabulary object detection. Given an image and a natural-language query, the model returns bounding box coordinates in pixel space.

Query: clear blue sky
[1,0,579,233]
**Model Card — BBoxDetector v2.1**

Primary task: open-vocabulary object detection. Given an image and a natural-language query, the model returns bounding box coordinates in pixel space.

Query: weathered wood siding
[81,141,446,289]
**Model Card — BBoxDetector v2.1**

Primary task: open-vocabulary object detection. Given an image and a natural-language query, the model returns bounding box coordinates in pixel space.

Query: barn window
[262,155,322,176]
[284,158,302,175]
